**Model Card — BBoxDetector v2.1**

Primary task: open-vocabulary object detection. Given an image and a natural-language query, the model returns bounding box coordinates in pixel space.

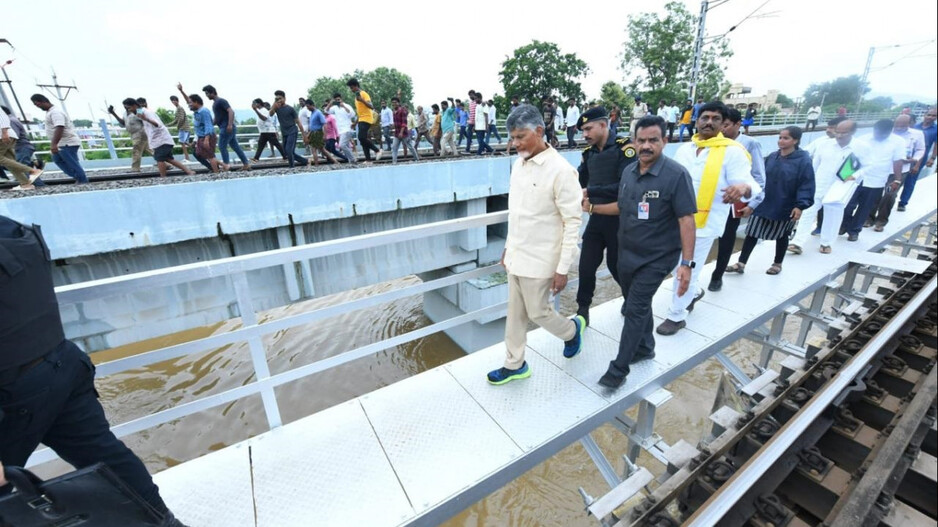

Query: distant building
[722,83,780,111]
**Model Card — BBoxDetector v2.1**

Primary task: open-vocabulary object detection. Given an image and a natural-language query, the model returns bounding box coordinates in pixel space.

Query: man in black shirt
[585,116,697,389]
[270,90,309,168]
[201,84,251,171]
[575,107,637,325]
[0,215,186,526]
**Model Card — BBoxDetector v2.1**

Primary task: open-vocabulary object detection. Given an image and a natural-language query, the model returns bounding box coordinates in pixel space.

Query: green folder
[837,153,861,181]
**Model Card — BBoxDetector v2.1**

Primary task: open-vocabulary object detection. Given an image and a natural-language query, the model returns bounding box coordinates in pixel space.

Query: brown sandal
[766,263,782,275]
[726,263,746,274]
[820,245,832,254]
[787,244,802,255]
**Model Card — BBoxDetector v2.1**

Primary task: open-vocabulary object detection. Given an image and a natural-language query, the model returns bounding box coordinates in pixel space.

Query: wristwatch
[680,259,696,269]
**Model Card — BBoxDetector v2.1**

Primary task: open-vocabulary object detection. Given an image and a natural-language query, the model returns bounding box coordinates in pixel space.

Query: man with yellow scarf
[657,101,761,336]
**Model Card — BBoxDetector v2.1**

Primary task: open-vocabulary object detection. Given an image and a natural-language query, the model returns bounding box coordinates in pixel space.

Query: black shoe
[839,226,847,235]
[656,319,686,335]
[577,306,590,327]
[897,205,906,212]
[687,289,705,312]
[708,279,723,292]
[847,234,859,242]
[598,370,626,388]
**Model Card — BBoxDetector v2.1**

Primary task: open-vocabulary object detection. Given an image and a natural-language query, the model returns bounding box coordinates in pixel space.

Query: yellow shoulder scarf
[691,133,752,228]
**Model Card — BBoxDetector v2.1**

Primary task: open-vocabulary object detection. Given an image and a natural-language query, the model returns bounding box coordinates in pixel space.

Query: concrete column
[276,226,302,301]
[456,198,487,252]
[292,225,315,298]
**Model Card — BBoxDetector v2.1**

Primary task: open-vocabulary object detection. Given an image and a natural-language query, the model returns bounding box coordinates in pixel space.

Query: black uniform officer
[0,215,185,526]
[575,106,638,324]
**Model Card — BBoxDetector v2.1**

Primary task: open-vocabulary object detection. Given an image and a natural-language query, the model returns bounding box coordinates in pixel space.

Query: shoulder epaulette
[582,145,592,154]
[615,137,630,145]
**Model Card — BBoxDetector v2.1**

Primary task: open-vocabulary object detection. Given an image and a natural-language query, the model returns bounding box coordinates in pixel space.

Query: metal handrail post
[231,271,283,429]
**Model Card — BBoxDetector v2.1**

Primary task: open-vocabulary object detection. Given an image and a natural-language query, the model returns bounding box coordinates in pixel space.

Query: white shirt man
[257,111,279,134]
[808,136,870,250]
[329,101,357,163]
[668,104,680,124]
[807,106,821,121]
[298,106,311,133]
[488,103,498,129]
[804,134,835,159]
[380,106,393,128]
[853,133,906,189]
[564,103,580,129]
[474,102,488,132]
[139,108,174,149]
[664,138,759,328]
[893,127,926,174]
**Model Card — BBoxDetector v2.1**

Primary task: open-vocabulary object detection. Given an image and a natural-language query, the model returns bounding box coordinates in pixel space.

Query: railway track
[1,125,830,191]
[587,251,938,527]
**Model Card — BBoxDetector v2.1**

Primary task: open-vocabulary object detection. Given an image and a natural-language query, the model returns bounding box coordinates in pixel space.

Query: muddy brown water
[34,233,919,526]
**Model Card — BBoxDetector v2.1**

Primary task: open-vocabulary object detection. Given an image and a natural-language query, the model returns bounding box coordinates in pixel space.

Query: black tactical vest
[0,215,65,369]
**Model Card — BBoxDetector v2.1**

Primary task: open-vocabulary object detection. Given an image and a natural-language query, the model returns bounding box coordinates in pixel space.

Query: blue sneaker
[810,228,821,236]
[563,315,586,358]
[487,362,531,385]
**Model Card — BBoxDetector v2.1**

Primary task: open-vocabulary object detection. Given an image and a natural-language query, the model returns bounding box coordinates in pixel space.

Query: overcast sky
[3,0,935,122]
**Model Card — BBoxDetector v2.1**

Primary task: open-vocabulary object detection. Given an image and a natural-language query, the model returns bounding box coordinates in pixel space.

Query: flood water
[45,227,921,526]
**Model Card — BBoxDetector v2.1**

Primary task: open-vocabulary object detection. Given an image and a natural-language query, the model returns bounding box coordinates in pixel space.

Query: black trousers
[608,262,671,378]
[0,340,167,514]
[357,122,380,160]
[711,211,739,283]
[253,132,285,161]
[576,215,620,311]
[666,122,675,141]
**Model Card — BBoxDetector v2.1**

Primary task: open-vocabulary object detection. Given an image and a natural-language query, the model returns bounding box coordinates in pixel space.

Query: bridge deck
[153,178,936,527]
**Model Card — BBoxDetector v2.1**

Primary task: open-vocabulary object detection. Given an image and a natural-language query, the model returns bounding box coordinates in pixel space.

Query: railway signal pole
[37,69,78,118]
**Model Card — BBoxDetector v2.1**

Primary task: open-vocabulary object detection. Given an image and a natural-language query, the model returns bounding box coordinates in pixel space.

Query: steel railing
[28,211,511,466]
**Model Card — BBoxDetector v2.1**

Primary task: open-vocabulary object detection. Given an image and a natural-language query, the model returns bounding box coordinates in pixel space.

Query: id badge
[638,202,649,220]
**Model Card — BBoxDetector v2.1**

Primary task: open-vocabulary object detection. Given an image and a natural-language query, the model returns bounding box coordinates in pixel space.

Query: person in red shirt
[391,97,419,163]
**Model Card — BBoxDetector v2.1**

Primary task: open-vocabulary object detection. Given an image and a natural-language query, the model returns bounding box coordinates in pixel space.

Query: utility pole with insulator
[689,0,709,101]
[856,46,874,112]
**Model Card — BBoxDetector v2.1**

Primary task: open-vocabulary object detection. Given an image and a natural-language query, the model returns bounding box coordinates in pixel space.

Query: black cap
[577,106,609,130]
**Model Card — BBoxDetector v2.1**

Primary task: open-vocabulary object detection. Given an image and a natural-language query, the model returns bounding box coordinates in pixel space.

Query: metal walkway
[149,178,937,527]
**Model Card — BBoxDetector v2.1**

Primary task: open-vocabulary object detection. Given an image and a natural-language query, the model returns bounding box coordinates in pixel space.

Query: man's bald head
[894,114,911,130]
[835,119,857,146]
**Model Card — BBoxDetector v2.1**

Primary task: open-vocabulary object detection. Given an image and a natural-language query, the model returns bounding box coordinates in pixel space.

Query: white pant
[790,184,833,248]
[819,203,845,247]
[666,235,716,322]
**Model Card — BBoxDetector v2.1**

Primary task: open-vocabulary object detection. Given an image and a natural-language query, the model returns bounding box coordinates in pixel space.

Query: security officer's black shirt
[617,154,697,272]
[578,134,637,204]
[0,216,65,370]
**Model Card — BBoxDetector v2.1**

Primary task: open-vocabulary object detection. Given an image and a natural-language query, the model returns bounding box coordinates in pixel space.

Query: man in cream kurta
[489,104,584,385]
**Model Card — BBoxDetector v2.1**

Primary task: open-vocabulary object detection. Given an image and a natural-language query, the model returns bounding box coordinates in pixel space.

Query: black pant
[566,127,577,148]
[843,185,884,236]
[576,215,620,311]
[869,174,905,226]
[254,132,285,161]
[738,234,788,265]
[711,211,739,283]
[666,122,675,141]
[608,263,671,378]
[357,122,380,160]
[0,340,167,514]
[282,130,308,167]
[325,138,348,162]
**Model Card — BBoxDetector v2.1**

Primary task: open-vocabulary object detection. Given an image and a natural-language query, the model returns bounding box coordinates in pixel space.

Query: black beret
[577,106,609,130]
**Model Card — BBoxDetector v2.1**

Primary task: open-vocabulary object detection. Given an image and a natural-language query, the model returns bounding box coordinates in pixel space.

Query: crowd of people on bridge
[491,101,936,389]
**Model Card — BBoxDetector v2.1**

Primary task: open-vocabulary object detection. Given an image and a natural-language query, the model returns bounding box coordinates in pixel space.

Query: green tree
[498,40,590,104]
[72,119,93,128]
[599,81,629,111]
[619,1,733,103]
[860,96,894,113]
[155,107,175,126]
[802,75,869,108]
[775,93,794,108]
[307,67,414,110]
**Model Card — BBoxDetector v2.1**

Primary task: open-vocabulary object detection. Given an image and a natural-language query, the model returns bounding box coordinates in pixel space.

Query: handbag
[0,463,165,526]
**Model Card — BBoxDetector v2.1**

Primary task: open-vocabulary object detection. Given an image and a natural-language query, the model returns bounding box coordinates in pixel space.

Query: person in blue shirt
[455,101,469,148]
[691,98,704,133]
[898,107,937,210]
[176,88,220,173]
[304,100,338,165]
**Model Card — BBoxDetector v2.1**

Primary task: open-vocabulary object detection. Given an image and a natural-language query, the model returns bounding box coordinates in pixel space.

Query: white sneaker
[29,170,44,184]
[375,149,384,162]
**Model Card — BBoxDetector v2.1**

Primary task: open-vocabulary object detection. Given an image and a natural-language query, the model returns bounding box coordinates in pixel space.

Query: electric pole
[37,69,77,118]
[689,0,709,101]
[0,38,29,123]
